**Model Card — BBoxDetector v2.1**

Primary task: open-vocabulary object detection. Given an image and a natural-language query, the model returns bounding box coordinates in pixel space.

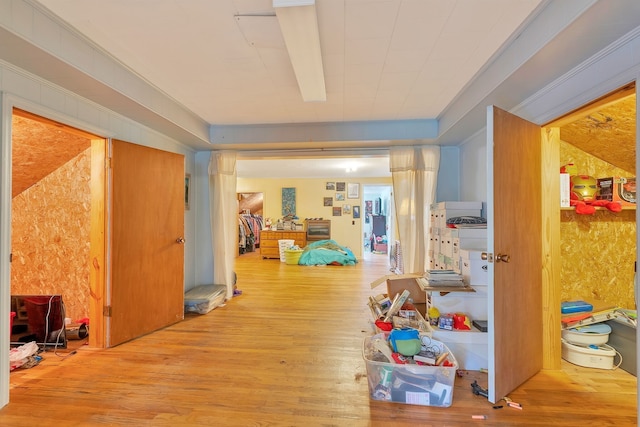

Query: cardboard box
[597,176,636,205]
[371,274,428,316]
[386,277,426,304]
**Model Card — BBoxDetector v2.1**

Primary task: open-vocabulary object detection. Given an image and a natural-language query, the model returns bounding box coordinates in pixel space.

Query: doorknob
[176,237,185,244]
[481,252,509,262]
[495,253,510,263]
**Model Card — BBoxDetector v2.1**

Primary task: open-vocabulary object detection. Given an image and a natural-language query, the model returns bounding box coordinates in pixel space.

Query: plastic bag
[10,341,39,371]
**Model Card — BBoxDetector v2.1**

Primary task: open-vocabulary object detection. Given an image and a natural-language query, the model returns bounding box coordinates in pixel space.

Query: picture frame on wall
[347,183,359,199]
[342,204,351,214]
[282,187,296,216]
[336,182,346,192]
[326,182,335,190]
[185,173,191,210]
[323,197,333,206]
[335,193,345,201]
[353,205,360,219]
[332,207,342,216]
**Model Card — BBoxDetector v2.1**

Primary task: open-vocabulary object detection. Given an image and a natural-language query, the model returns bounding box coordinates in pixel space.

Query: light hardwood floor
[2,249,637,426]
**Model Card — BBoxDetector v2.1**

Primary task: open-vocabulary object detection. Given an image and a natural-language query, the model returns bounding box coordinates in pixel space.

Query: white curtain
[208,151,237,299]
[390,146,440,274]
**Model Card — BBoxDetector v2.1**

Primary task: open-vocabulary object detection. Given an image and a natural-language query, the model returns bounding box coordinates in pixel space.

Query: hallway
[2,251,636,426]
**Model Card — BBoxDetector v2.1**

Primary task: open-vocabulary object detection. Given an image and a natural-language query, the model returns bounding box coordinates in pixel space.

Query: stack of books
[419,270,465,287]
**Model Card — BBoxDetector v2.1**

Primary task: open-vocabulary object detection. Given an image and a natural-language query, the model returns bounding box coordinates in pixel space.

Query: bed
[298,239,357,266]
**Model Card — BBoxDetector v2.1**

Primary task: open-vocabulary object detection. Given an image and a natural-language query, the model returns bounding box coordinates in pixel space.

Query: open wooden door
[486,106,542,402]
[108,140,185,347]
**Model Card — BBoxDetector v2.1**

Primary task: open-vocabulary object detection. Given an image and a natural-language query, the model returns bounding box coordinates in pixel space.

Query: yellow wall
[560,141,636,309]
[237,176,392,259]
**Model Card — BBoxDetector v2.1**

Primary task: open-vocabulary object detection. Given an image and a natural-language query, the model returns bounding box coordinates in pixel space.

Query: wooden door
[486,106,542,402]
[108,140,185,346]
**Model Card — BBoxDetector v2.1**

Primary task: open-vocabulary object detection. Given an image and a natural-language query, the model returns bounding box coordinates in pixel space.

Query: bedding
[298,239,357,266]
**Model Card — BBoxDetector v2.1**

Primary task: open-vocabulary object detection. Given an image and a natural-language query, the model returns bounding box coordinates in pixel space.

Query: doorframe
[0,94,110,405]
[540,82,637,370]
[362,184,394,260]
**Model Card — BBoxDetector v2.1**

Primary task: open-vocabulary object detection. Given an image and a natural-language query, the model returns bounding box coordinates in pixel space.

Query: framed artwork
[332,207,342,216]
[335,192,345,201]
[184,174,191,210]
[347,183,359,199]
[325,182,335,190]
[365,200,373,215]
[353,205,360,219]
[342,204,351,214]
[336,182,346,192]
[323,197,333,206]
[282,187,296,216]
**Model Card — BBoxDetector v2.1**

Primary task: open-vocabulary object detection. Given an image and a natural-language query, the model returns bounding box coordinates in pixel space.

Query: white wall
[436,146,462,202]
[460,131,488,203]
[0,63,198,407]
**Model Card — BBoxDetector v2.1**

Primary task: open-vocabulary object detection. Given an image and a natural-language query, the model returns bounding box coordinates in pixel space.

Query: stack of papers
[420,270,465,287]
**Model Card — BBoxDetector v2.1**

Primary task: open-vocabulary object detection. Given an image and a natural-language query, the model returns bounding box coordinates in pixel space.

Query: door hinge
[105,157,112,169]
[103,305,112,317]
[9,253,12,263]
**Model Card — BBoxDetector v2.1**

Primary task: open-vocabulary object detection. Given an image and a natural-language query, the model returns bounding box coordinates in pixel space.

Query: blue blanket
[298,240,358,266]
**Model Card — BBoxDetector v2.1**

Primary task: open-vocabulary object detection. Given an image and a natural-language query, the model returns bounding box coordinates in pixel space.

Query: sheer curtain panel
[209,151,238,299]
[390,146,440,274]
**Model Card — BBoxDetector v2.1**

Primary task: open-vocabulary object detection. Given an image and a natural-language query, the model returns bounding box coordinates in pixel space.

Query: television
[10,294,67,349]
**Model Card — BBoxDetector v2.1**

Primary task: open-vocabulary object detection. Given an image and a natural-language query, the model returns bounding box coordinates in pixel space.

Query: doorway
[543,83,637,370]
[362,184,393,265]
[10,108,105,348]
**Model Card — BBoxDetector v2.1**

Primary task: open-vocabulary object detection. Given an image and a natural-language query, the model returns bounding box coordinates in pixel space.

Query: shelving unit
[428,201,489,370]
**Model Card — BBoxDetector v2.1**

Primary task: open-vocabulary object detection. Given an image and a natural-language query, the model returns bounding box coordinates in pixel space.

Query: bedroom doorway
[362,184,393,265]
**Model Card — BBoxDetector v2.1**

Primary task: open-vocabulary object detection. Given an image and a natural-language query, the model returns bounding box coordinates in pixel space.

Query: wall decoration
[353,205,360,219]
[347,182,359,199]
[342,204,351,214]
[282,187,296,216]
[185,173,191,210]
[365,200,373,214]
[323,197,333,206]
[336,182,346,191]
[335,192,345,201]
[325,182,335,190]
[332,207,342,216]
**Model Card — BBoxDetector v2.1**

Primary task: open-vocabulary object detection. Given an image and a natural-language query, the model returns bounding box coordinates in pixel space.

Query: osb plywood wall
[11,148,91,322]
[560,141,635,309]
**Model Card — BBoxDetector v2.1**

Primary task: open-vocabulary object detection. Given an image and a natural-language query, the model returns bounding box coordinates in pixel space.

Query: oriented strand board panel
[12,114,91,198]
[11,149,91,322]
[560,94,635,174]
[560,141,635,308]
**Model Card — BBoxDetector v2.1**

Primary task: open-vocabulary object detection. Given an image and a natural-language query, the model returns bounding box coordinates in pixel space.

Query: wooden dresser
[260,230,307,259]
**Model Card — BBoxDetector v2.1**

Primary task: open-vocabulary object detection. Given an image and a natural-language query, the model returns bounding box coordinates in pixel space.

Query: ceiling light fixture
[273,0,326,102]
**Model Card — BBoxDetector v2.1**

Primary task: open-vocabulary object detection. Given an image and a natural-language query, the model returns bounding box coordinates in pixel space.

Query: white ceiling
[35,0,542,125]
[32,0,543,177]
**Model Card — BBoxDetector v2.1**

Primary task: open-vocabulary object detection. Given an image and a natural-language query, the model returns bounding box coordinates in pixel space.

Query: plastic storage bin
[363,334,458,407]
[184,284,226,314]
[284,248,303,265]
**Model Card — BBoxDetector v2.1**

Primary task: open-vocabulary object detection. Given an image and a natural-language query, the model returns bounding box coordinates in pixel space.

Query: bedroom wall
[10,148,91,322]
[237,176,392,259]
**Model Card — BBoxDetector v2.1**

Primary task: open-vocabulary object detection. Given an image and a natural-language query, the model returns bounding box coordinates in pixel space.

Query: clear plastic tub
[363,333,458,407]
